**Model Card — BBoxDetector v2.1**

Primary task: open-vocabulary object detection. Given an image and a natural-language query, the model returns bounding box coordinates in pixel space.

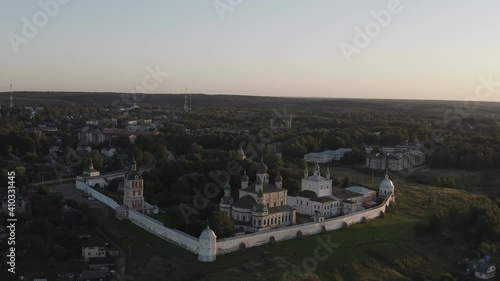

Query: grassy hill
[97,167,487,281]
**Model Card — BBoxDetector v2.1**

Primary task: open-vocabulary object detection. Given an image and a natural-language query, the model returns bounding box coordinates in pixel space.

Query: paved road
[50,183,105,209]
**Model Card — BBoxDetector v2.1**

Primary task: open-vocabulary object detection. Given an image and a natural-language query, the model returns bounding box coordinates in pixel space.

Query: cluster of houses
[365,145,425,171]
[78,118,162,146]
[303,148,353,163]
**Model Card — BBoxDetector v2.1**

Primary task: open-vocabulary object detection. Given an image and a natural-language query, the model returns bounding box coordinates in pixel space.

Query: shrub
[444,235,454,246]
[239,243,246,250]
[269,236,276,244]
[439,273,453,281]
[413,222,427,237]
[296,231,303,239]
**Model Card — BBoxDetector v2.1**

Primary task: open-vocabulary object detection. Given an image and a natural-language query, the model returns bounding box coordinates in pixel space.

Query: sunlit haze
[1,0,500,101]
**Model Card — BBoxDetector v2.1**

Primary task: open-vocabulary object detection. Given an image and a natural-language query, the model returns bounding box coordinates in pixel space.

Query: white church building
[288,163,394,218]
[287,163,342,218]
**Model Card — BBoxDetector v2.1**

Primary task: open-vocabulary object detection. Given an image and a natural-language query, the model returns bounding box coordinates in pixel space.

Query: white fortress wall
[76,180,120,209]
[216,194,392,255]
[127,209,199,254]
[76,181,199,254]
[76,178,393,260]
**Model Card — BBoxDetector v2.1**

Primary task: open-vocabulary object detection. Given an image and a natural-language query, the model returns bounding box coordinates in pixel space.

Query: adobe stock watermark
[178,110,278,224]
[178,128,274,224]
[7,0,71,54]
[111,65,169,108]
[282,235,340,279]
[340,0,411,63]
[395,74,499,180]
[213,0,244,21]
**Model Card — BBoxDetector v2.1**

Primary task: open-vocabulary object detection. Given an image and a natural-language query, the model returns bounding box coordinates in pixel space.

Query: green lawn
[92,167,486,281]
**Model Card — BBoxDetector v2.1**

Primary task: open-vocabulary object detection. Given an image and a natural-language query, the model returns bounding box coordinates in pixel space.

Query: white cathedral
[287,163,341,218]
[288,163,395,218]
[220,160,297,233]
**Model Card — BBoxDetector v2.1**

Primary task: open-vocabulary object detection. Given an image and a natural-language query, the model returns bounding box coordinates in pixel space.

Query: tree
[143,151,154,165]
[283,178,301,194]
[155,144,169,160]
[164,206,187,230]
[427,212,444,235]
[89,150,104,171]
[341,176,350,188]
[107,178,123,192]
[208,210,235,239]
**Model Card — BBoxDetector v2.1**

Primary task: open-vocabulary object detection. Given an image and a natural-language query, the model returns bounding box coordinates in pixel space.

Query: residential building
[304,148,352,163]
[467,259,496,280]
[82,238,106,262]
[79,270,109,281]
[366,147,425,171]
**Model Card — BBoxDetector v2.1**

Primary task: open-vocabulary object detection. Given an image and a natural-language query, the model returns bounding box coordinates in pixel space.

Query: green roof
[253,202,267,213]
[248,183,282,194]
[232,195,256,209]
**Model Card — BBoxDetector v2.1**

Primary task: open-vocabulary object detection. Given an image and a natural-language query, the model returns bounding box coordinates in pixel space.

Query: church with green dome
[220,160,296,233]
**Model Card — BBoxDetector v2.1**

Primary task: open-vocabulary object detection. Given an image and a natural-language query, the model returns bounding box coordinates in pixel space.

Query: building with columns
[220,160,296,233]
[287,163,342,218]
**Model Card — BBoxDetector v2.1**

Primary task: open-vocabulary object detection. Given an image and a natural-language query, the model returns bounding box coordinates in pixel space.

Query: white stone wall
[127,210,199,254]
[76,181,120,209]
[76,179,393,261]
[76,181,199,254]
[216,194,392,256]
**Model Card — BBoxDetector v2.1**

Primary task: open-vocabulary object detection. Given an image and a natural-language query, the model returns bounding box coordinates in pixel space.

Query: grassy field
[94,167,490,281]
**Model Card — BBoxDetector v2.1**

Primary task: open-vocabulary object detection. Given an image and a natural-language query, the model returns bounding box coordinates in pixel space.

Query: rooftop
[332,187,365,200]
[345,185,376,196]
[233,195,256,209]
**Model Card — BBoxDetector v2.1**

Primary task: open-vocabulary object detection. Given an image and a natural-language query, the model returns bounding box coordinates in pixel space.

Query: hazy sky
[1,1,500,101]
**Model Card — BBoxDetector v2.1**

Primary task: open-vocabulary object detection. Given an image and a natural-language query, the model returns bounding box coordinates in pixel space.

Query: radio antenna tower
[10,84,14,108]
[184,86,191,112]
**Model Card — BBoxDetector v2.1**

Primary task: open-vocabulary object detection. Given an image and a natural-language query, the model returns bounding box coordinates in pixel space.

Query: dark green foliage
[208,210,235,239]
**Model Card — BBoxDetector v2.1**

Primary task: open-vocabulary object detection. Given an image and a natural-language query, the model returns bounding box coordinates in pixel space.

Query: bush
[412,272,427,281]
[413,222,427,237]
[269,236,276,244]
[427,213,444,235]
[439,273,453,281]
[444,236,454,246]
[296,231,303,239]
[239,243,246,250]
